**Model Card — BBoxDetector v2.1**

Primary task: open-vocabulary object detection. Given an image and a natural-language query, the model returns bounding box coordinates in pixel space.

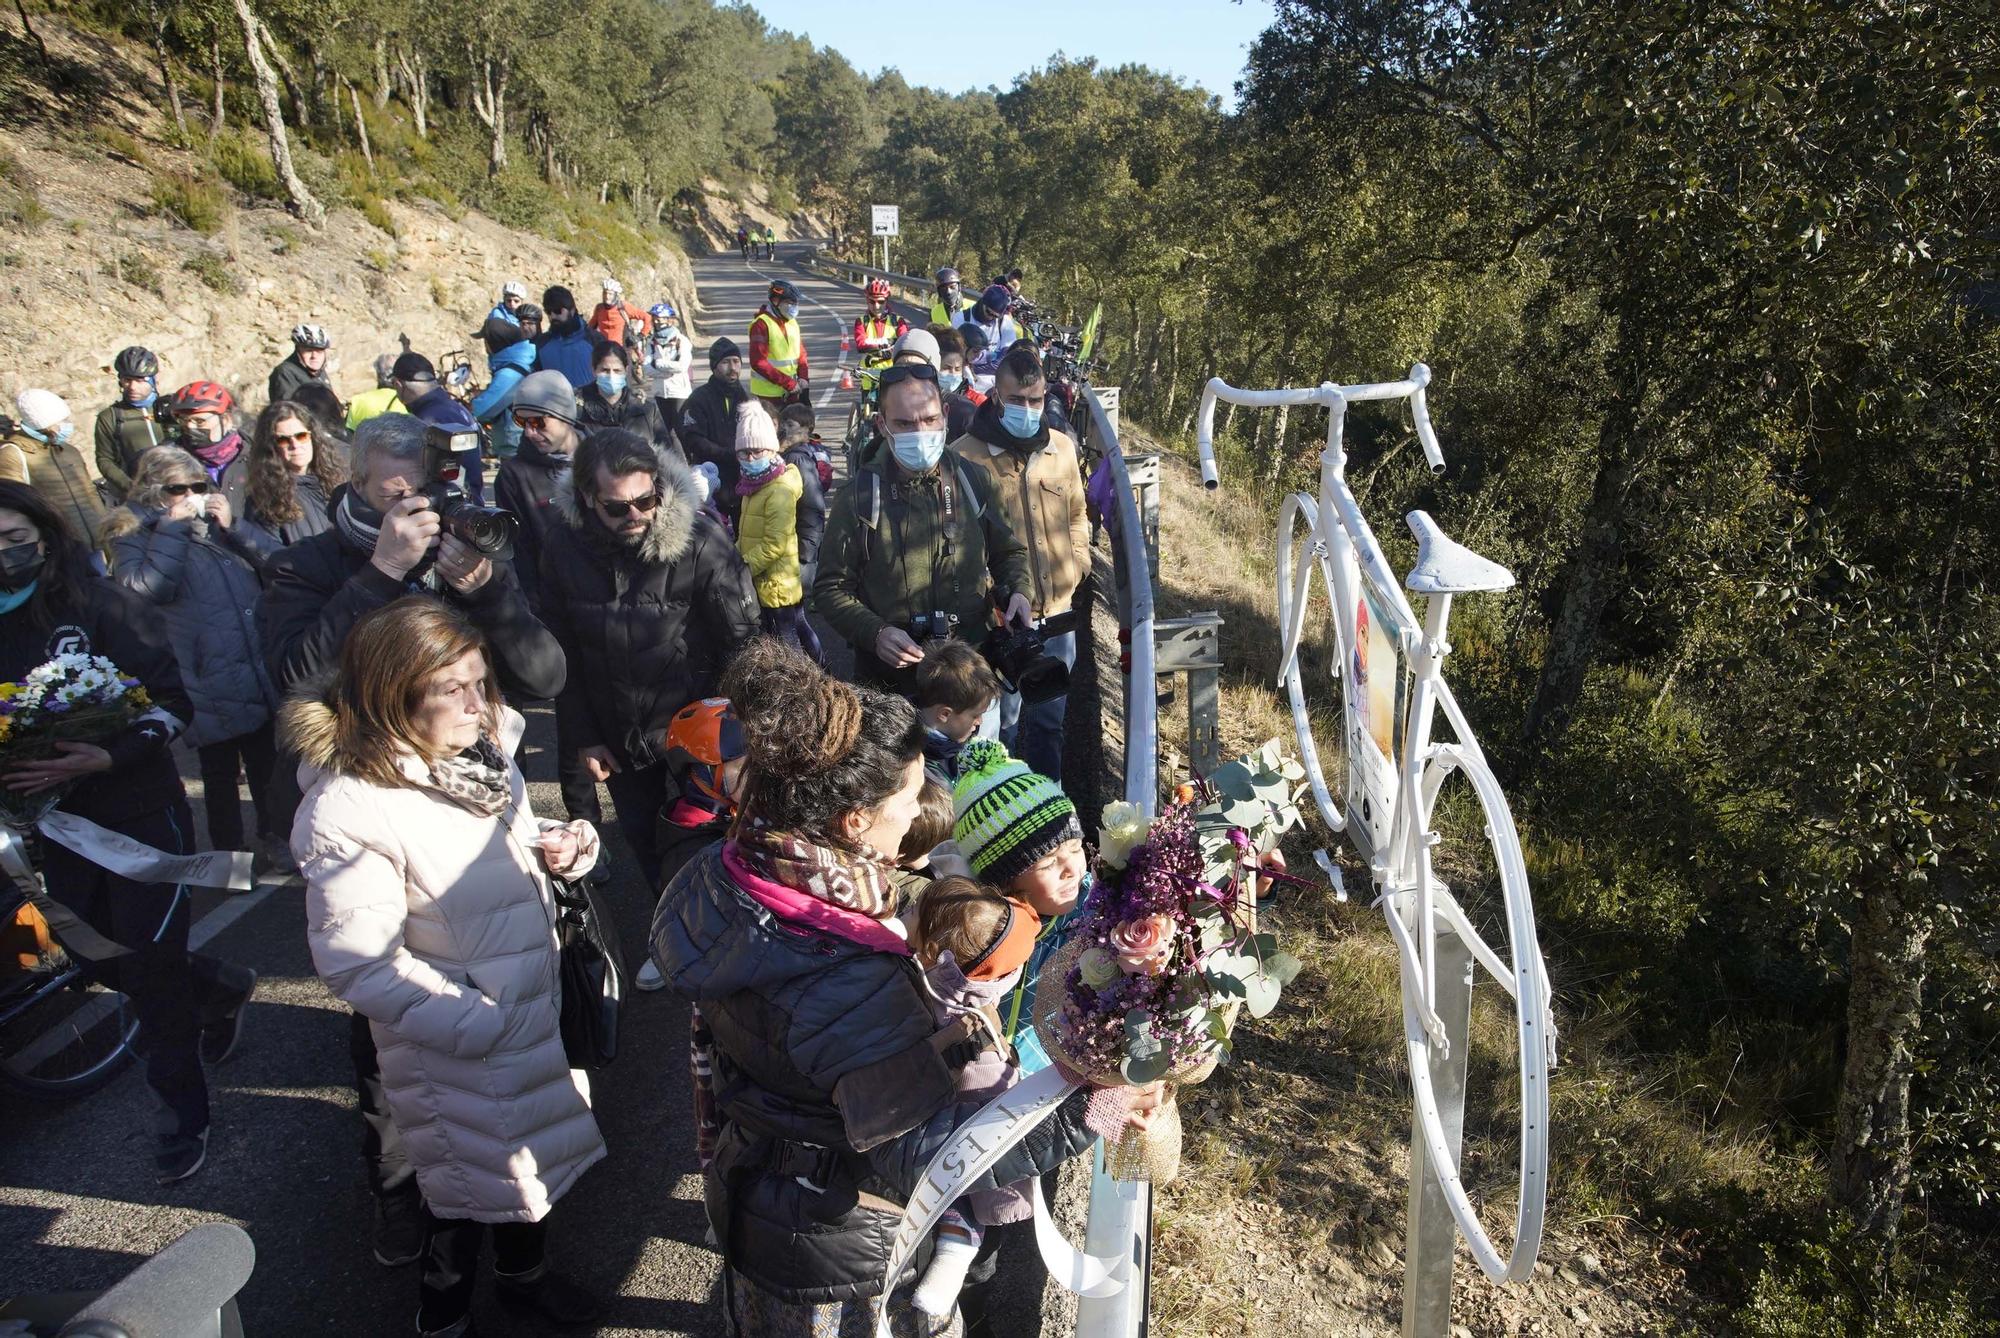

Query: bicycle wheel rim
[1400,744,1551,1282]
[0,976,140,1098]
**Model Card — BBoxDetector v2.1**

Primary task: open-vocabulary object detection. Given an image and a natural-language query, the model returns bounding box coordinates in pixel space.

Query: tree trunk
[12,0,48,68]
[144,0,188,138]
[1831,875,1930,1284]
[1263,329,1300,487]
[394,45,428,139]
[1521,417,1637,751]
[346,79,372,170]
[210,38,226,142]
[372,35,391,109]
[255,19,307,128]
[230,0,323,225]
[466,49,507,175]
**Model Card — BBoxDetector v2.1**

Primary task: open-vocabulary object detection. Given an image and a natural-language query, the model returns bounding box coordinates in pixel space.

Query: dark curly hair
[722,636,925,848]
[247,400,348,528]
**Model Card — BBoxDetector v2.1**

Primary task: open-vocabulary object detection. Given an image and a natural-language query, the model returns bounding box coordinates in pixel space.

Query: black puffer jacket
[538,450,760,772]
[578,383,678,453]
[268,353,331,407]
[491,440,571,601]
[651,843,1098,1304]
[677,372,751,512]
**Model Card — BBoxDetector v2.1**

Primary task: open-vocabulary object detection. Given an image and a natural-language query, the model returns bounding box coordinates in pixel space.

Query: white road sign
[871,204,900,237]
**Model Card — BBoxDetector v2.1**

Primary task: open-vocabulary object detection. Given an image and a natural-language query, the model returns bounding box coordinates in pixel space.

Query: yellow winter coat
[737,462,804,608]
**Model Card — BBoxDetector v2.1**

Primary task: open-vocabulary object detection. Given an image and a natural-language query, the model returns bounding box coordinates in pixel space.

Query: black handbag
[553,874,626,1069]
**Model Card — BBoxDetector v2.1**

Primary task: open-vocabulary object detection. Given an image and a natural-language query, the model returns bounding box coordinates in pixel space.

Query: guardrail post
[1152,613,1223,776]
[1401,923,1473,1337]
[1123,453,1161,583]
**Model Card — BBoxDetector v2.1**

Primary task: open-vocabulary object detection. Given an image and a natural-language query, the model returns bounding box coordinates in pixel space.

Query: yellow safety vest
[930,295,974,326]
[749,310,802,398]
[859,313,898,346]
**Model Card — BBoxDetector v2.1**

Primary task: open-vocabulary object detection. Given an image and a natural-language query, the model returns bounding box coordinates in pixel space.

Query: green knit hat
[952,739,1081,886]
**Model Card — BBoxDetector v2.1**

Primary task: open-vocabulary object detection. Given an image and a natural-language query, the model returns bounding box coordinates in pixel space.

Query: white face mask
[890,429,946,473]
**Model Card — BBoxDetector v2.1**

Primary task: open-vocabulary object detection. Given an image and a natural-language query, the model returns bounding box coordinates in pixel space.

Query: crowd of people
[5,253,1132,1338]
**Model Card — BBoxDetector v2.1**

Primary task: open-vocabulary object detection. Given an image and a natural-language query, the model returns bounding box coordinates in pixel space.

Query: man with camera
[537,428,760,891]
[814,363,1032,701]
[950,345,1089,781]
[259,410,564,1270]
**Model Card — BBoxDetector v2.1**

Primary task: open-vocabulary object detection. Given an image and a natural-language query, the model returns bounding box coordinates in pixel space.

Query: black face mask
[0,540,45,593]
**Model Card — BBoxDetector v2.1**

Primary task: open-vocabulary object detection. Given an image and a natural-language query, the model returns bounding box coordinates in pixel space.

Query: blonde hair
[124,446,207,512]
[330,598,501,786]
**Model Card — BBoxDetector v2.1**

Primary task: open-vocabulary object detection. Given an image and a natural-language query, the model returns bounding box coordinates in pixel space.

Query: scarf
[334,490,439,591]
[422,733,511,817]
[733,460,788,498]
[190,430,244,479]
[731,824,899,919]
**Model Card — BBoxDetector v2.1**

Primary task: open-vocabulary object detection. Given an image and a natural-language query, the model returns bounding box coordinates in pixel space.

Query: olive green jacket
[0,429,108,549]
[94,401,170,501]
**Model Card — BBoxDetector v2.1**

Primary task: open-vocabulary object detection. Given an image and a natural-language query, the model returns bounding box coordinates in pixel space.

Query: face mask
[738,453,781,480]
[595,372,627,398]
[183,423,220,448]
[0,541,43,594]
[46,422,74,446]
[939,371,965,394]
[943,287,960,306]
[890,429,946,473]
[1000,404,1043,438]
[779,303,799,320]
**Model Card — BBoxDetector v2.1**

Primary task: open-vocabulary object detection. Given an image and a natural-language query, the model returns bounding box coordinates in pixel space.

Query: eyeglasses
[512,413,549,431]
[595,491,661,519]
[162,482,212,497]
[875,363,940,392]
[274,431,313,448]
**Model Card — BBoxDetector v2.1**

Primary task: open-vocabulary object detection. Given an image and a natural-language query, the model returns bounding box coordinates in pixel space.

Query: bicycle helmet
[935,266,960,288]
[649,302,676,322]
[768,280,800,307]
[169,380,235,418]
[865,278,891,304]
[500,280,527,300]
[980,284,1013,316]
[290,323,330,350]
[113,346,159,379]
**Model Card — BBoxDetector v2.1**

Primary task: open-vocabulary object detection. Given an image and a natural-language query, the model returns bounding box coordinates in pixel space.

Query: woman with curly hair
[220,399,348,564]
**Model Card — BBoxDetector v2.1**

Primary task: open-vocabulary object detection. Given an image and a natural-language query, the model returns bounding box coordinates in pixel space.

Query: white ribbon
[874,1066,1131,1336]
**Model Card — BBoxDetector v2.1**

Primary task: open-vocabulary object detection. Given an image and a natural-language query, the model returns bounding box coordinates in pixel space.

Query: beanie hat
[510,370,580,425]
[542,285,576,313]
[952,740,1081,886]
[14,389,69,433]
[895,328,940,370]
[734,401,780,457]
[692,460,720,502]
[709,337,741,368]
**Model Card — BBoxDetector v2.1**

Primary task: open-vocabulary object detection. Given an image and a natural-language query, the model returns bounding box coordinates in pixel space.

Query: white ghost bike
[1196,364,1553,1283]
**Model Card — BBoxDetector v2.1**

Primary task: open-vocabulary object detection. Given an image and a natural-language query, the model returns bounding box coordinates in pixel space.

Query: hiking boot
[200,972,256,1065]
[634,958,665,992]
[374,1190,424,1267]
[155,1128,208,1185]
[494,1266,604,1328]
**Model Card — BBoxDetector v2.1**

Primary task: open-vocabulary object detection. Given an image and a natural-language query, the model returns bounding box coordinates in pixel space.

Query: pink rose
[1110,915,1175,976]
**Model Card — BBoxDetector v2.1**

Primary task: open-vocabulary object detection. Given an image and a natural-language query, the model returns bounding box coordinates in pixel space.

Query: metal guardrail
[1075,384,1156,1338]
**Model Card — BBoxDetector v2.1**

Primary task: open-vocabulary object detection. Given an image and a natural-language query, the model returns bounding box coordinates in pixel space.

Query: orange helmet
[865,278,891,304]
[665,697,745,767]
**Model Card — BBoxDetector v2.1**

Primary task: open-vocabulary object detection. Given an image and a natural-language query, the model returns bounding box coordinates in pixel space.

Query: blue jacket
[487,302,521,326]
[1005,883,1089,1075]
[536,323,602,390]
[472,340,537,457]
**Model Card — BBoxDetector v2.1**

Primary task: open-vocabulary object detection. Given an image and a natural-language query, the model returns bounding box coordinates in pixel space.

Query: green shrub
[182,252,237,294]
[429,275,450,308]
[363,247,396,273]
[267,222,298,255]
[104,252,164,296]
[150,172,227,234]
[210,131,281,201]
[0,152,48,230]
[88,125,148,165]
[360,194,399,238]
[466,168,554,236]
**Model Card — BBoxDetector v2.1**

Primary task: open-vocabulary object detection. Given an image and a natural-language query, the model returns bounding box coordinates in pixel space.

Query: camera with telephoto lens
[980,609,1079,704]
[421,427,518,560]
[907,609,960,642]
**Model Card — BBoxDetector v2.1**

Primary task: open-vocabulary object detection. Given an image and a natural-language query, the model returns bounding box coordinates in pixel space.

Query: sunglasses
[512,413,549,431]
[274,431,313,448]
[595,492,661,519]
[875,363,940,392]
[162,482,212,497]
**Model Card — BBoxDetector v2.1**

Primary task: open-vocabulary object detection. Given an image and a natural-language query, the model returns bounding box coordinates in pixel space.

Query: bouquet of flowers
[0,654,152,828]
[1037,740,1307,1182]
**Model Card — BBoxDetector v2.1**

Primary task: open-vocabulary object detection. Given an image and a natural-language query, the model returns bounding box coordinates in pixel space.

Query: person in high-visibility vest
[929,266,976,327]
[852,278,908,360]
[761,226,778,260]
[748,279,809,403]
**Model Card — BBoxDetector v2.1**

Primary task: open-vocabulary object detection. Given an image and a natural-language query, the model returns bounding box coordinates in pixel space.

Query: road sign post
[871,204,899,277]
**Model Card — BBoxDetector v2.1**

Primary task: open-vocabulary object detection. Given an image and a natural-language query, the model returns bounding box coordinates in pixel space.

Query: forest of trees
[16,0,1999,1328]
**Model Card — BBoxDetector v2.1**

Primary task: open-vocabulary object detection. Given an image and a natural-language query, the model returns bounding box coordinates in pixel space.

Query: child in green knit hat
[952,739,1088,1074]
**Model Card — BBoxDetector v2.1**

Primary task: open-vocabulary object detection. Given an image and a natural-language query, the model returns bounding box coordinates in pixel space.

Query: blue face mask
[128,377,157,409]
[595,372,627,398]
[738,453,781,480]
[0,577,37,614]
[939,371,965,394]
[890,429,946,473]
[779,303,800,320]
[1000,403,1042,438]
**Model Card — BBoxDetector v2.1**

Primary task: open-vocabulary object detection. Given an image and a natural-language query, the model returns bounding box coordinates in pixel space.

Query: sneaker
[494,1266,604,1328]
[374,1190,425,1268]
[200,972,257,1065]
[634,958,665,992]
[155,1128,208,1185]
[415,1315,477,1338]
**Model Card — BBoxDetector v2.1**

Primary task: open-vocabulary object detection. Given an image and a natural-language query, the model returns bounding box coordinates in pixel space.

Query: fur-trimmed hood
[279,666,524,786]
[550,443,702,566]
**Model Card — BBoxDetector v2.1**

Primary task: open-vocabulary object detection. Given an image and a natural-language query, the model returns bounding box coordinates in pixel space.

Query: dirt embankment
[685,176,837,253]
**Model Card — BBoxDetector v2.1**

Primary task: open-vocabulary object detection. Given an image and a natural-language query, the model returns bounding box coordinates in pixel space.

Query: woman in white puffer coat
[286,596,606,1338]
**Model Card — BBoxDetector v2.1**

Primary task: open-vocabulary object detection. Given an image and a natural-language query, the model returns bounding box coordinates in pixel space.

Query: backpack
[853,456,984,568]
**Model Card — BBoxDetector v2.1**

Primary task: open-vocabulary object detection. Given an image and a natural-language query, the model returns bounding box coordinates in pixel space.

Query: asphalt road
[0,244,1041,1336]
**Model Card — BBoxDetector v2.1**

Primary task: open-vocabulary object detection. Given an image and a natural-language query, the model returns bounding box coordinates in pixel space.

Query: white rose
[1098,800,1151,869]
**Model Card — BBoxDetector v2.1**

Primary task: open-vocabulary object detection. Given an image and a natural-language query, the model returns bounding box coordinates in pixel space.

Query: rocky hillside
[0,18,698,417]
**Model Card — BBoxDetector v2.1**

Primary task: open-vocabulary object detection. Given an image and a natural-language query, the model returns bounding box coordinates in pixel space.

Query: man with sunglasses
[815,363,1032,694]
[537,428,760,890]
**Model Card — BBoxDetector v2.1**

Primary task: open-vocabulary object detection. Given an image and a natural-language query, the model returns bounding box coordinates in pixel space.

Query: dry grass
[1124,422,1748,1334]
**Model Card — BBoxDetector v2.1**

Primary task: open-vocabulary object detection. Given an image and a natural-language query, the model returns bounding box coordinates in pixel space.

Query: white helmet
[14,388,68,432]
[501,280,527,300]
[291,323,331,350]
[602,278,623,297]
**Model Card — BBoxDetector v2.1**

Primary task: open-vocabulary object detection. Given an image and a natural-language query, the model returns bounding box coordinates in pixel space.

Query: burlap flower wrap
[1036,741,1306,1184]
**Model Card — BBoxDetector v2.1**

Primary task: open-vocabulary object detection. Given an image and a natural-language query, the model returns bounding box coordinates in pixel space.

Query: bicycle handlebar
[1195,363,1446,490]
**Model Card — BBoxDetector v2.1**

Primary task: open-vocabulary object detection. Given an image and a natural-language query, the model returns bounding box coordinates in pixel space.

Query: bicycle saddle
[1404,510,1515,594]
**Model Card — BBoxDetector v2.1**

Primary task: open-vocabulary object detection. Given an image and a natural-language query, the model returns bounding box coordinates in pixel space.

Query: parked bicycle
[0,862,140,1099]
[1196,364,1554,1284]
